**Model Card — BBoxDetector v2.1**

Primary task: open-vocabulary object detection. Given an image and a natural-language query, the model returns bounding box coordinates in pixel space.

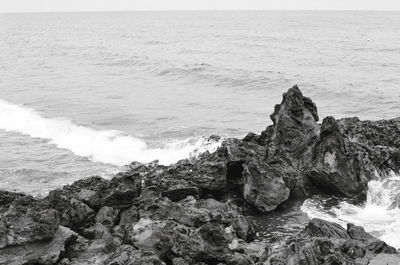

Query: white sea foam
[0,99,221,166]
[301,171,400,248]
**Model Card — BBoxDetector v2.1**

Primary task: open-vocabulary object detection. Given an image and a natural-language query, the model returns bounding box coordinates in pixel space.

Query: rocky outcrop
[0,85,399,264]
[268,218,399,265]
[268,85,320,167]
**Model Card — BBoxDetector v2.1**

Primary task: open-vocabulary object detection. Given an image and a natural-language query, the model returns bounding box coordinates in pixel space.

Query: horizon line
[1,9,400,14]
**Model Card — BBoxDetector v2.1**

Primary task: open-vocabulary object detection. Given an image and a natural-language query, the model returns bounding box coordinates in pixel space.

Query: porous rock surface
[0,86,399,265]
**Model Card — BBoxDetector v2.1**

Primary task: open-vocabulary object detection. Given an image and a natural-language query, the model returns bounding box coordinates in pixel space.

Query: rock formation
[0,86,399,264]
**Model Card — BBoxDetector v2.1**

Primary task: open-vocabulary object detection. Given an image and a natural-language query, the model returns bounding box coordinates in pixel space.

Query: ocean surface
[0,11,399,246]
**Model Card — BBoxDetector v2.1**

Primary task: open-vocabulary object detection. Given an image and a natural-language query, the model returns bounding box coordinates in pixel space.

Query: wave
[301,171,400,248]
[0,99,222,166]
[93,52,286,91]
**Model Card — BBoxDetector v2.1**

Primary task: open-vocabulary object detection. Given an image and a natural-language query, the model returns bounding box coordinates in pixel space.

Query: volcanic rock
[0,226,77,265]
[0,195,59,248]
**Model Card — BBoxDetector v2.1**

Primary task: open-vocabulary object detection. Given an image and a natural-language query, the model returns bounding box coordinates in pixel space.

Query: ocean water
[0,11,400,245]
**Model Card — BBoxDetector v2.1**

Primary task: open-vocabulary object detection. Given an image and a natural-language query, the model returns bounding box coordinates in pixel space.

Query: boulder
[242,161,290,212]
[305,116,371,197]
[172,222,232,264]
[303,218,350,239]
[60,198,95,231]
[268,219,398,265]
[119,205,140,227]
[123,218,174,258]
[95,206,119,228]
[0,226,77,265]
[0,196,59,248]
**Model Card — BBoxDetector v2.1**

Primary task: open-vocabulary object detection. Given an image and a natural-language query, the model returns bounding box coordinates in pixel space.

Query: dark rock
[103,172,142,208]
[232,216,255,241]
[347,223,374,243]
[0,190,25,214]
[242,161,290,212]
[95,206,119,228]
[66,242,165,265]
[269,218,398,265]
[104,245,166,265]
[267,85,320,167]
[47,176,108,212]
[162,184,201,201]
[0,226,77,265]
[47,173,141,213]
[81,223,110,240]
[119,205,140,227]
[0,196,59,248]
[338,117,400,174]
[61,198,95,231]
[303,218,350,239]
[123,218,174,258]
[172,257,190,265]
[367,239,397,255]
[305,116,371,198]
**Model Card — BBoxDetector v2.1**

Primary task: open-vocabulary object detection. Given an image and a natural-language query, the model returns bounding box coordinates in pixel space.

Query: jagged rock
[170,220,258,264]
[95,206,119,228]
[123,218,174,258]
[47,176,108,212]
[119,205,140,227]
[103,172,142,208]
[162,184,201,202]
[243,161,290,212]
[232,216,255,241]
[103,245,166,265]
[268,218,398,265]
[47,173,141,213]
[66,242,165,265]
[267,85,319,167]
[347,223,374,243]
[0,190,25,214]
[303,218,350,239]
[338,117,400,174]
[172,257,190,265]
[0,226,77,265]
[81,223,110,240]
[0,196,59,248]
[305,116,371,197]
[61,198,95,231]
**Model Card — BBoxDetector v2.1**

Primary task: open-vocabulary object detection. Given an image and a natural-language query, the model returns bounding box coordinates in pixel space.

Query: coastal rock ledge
[1,86,400,265]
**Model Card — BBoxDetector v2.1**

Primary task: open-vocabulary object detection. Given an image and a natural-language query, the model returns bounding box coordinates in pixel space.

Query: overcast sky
[1,0,400,13]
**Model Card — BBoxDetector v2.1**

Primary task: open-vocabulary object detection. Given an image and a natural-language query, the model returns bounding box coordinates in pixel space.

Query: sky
[1,0,400,13]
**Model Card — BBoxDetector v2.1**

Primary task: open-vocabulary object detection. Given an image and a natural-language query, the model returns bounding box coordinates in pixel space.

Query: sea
[0,11,399,246]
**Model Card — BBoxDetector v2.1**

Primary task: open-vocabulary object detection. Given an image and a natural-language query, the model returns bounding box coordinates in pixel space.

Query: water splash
[301,171,400,248]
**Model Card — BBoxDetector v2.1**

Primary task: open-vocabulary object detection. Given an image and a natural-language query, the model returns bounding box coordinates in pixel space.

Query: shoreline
[1,85,400,264]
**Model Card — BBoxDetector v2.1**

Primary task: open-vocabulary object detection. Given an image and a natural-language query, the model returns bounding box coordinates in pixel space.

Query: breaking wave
[301,171,400,248]
[0,99,221,166]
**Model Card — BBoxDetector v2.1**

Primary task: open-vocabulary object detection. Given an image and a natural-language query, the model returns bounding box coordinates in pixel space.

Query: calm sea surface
[1,10,400,246]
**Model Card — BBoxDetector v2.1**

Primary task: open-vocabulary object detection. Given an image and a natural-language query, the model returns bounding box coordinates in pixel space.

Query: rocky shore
[1,86,400,265]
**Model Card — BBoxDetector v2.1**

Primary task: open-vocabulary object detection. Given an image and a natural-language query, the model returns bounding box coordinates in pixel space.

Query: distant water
[0,11,400,244]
